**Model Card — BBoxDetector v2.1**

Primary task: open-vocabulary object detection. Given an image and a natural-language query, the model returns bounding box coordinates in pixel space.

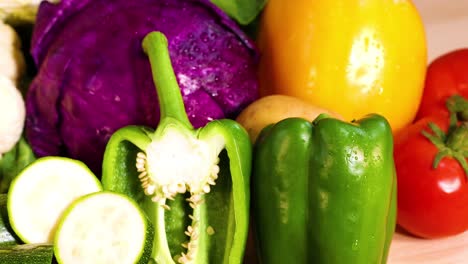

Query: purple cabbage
[26,0,259,175]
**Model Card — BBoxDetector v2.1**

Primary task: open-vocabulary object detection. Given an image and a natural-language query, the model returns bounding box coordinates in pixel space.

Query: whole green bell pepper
[101,31,251,264]
[252,114,397,264]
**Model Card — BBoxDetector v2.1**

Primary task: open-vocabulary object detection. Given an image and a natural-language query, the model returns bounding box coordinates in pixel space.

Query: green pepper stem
[142,31,193,129]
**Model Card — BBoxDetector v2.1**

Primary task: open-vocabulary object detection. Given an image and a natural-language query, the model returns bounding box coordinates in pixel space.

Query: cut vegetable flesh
[7,157,102,243]
[136,125,226,263]
[54,191,151,264]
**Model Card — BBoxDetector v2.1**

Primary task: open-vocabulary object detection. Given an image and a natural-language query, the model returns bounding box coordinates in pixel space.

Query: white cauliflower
[0,22,25,82]
[0,76,25,157]
[0,21,26,157]
[0,0,45,24]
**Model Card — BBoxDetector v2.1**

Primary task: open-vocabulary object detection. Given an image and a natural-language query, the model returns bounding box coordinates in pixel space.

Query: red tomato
[394,115,468,238]
[416,49,468,120]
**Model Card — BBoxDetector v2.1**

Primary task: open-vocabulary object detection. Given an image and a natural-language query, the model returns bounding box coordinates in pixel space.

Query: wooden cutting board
[388,229,468,263]
[243,228,468,263]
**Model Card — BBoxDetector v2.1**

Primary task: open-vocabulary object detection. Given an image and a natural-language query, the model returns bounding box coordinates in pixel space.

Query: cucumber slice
[0,243,54,264]
[7,157,102,244]
[54,191,154,264]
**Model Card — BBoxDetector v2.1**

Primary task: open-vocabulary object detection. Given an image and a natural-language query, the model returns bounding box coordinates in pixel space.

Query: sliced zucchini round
[54,191,153,264]
[7,156,102,243]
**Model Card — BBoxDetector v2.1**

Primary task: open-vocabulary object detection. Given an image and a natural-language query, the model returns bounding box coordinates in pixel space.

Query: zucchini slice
[54,191,153,264]
[7,157,102,243]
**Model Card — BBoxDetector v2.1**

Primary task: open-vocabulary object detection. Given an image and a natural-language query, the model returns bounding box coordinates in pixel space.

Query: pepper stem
[142,31,193,129]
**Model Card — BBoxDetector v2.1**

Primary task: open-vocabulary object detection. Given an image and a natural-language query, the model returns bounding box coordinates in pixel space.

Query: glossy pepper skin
[252,114,396,264]
[101,32,251,264]
[257,0,427,133]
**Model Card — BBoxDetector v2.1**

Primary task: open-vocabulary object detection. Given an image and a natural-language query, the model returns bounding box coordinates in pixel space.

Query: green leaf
[0,137,36,193]
[210,0,267,25]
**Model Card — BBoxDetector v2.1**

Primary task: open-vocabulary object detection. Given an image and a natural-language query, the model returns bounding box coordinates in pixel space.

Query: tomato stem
[447,95,468,121]
[422,95,468,178]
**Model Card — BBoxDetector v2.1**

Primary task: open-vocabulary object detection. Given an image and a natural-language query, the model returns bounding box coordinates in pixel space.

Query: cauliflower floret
[0,75,25,157]
[0,21,25,83]
[0,22,27,157]
[0,0,45,23]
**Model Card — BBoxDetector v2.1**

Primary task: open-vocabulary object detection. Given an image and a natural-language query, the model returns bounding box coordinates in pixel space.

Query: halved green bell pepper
[101,32,251,264]
[252,114,397,264]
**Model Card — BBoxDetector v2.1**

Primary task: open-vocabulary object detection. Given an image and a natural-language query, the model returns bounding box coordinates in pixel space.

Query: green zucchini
[0,243,54,264]
[0,194,20,246]
[54,191,154,264]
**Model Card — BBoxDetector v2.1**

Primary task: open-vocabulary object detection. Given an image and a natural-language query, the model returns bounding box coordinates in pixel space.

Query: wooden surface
[388,229,468,263]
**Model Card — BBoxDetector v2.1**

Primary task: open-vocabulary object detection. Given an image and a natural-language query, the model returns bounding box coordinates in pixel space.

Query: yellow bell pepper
[258,0,427,133]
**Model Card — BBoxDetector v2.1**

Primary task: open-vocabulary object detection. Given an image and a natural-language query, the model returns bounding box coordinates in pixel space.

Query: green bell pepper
[101,31,251,264]
[252,114,397,264]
